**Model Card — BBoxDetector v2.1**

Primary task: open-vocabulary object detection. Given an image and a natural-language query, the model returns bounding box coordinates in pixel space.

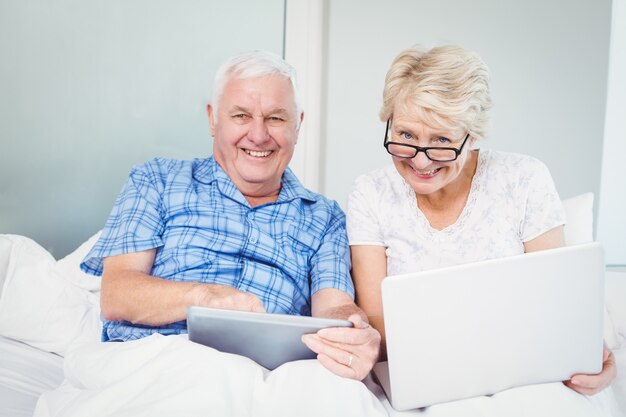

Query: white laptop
[373,242,605,411]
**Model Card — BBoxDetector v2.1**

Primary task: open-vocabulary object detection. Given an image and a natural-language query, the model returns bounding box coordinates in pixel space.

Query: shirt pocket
[287,224,322,253]
[278,224,323,280]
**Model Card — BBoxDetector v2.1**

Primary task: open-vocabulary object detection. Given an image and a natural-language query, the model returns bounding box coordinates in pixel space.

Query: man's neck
[243,191,280,207]
[238,181,282,207]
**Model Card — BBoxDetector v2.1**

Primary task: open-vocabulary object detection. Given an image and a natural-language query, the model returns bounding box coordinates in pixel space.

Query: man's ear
[207,104,216,136]
[295,112,304,143]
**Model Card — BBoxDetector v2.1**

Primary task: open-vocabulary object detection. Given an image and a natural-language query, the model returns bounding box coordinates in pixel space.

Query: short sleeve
[346,175,385,246]
[519,158,566,242]
[309,201,354,298]
[80,162,166,275]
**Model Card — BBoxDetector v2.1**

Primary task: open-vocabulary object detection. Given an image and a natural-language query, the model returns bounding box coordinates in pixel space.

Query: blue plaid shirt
[81,157,353,341]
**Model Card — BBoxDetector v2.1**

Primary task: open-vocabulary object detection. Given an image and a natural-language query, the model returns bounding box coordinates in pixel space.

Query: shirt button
[247,212,255,220]
[249,235,258,244]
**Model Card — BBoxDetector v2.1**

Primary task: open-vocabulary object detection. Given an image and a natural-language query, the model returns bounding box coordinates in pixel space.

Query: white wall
[597,0,626,265]
[288,0,620,264]
[2,1,621,263]
[285,0,325,192]
[322,0,611,210]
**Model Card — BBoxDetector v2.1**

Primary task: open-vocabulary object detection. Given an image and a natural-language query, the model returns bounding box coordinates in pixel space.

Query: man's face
[209,75,302,198]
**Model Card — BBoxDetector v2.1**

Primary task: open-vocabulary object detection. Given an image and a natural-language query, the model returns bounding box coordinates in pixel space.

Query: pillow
[0,232,102,356]
[55,231,102,292]
[561,192,594,246]
[0,235,56,308]
[0,235,19,300]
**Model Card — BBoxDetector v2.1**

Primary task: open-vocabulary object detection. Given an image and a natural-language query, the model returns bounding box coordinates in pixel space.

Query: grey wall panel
[0,0,285,257]
[323,0,611,219]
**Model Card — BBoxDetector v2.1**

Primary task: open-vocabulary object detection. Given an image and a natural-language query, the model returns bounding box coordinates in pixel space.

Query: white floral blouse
[346,149,566,276]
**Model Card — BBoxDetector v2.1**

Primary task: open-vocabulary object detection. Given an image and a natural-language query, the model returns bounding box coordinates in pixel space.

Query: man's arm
[302,288,381,380]
[101,250,265,326]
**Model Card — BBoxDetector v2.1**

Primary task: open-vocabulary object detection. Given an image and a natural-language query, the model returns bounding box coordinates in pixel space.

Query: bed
[1,194,625,417]
[0,336,63,417]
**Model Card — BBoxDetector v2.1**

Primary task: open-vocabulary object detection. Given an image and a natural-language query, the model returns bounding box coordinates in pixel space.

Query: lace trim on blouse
[399,149,489,238]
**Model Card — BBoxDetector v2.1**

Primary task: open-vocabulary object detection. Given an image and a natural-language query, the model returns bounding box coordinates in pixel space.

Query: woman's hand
[302,314,381,380]
[565,346,616,395]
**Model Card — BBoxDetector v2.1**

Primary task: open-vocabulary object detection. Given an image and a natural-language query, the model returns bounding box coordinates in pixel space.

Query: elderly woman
[347,45,616,402]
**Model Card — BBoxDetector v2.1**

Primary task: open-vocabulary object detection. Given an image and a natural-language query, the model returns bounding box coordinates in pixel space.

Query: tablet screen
[187,306,353,370]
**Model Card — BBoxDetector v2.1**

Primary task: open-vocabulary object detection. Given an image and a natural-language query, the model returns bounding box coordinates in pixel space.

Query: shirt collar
[278,166,319,203]
[193,156,318,205]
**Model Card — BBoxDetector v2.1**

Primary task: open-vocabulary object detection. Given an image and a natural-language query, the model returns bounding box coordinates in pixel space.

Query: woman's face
[387,110,474,197]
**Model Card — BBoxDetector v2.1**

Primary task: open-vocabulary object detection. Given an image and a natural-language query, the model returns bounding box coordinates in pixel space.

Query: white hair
[211,50,303,126]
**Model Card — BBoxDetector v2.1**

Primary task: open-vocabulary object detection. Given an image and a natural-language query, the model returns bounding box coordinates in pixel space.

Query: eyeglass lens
[385,143,459,161]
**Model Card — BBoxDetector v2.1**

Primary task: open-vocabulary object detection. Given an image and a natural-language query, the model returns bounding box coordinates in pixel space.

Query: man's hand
[564,346,616,395]
[301,313,381,380]
[192,283,266,313]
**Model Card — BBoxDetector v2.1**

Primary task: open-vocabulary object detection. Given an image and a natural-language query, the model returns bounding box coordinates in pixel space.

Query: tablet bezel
[187,306,353,370]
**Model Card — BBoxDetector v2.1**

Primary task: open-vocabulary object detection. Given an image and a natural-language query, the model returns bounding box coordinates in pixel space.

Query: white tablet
[187,306,353,370]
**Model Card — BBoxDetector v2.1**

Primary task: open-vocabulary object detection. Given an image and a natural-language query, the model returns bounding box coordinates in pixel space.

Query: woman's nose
[411,151,432,168]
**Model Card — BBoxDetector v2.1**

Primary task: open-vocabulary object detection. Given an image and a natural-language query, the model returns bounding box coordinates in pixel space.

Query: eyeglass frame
[383,118,470,162]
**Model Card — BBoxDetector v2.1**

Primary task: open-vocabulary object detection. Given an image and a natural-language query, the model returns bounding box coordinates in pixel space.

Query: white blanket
[33,334,623,417]
[1,233,624,417]
[33,334,388,417]
[365,375,623,417]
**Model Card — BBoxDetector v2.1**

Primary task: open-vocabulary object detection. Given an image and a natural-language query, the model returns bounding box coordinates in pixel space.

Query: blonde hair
[380,45,492,140]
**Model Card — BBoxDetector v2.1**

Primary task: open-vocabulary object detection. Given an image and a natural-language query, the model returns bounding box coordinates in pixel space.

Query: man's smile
[243,149,273,157]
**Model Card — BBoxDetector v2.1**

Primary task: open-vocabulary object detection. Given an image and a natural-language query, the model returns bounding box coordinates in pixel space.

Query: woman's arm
[523,225,565,253]
[351,245,389,360]
[303,288,381,380]
[523,224,616,394]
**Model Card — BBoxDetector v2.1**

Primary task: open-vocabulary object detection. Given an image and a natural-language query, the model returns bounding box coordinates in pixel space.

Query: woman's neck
[416,150,479,229]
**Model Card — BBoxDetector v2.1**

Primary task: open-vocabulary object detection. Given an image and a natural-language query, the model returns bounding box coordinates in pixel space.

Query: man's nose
[248,117,270,144]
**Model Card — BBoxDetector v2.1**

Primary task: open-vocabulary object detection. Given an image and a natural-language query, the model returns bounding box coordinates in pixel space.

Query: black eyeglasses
[383,119,470,162]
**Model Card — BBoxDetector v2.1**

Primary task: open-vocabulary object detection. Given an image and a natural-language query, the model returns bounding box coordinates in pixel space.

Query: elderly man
[80,50,380,381]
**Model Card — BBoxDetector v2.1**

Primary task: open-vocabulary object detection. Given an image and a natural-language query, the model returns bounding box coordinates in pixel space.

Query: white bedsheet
[32,333,624,417]
[1,232,625,417]
[33,333,387,417]
[364,375,623,417]
[0,336,64,417]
